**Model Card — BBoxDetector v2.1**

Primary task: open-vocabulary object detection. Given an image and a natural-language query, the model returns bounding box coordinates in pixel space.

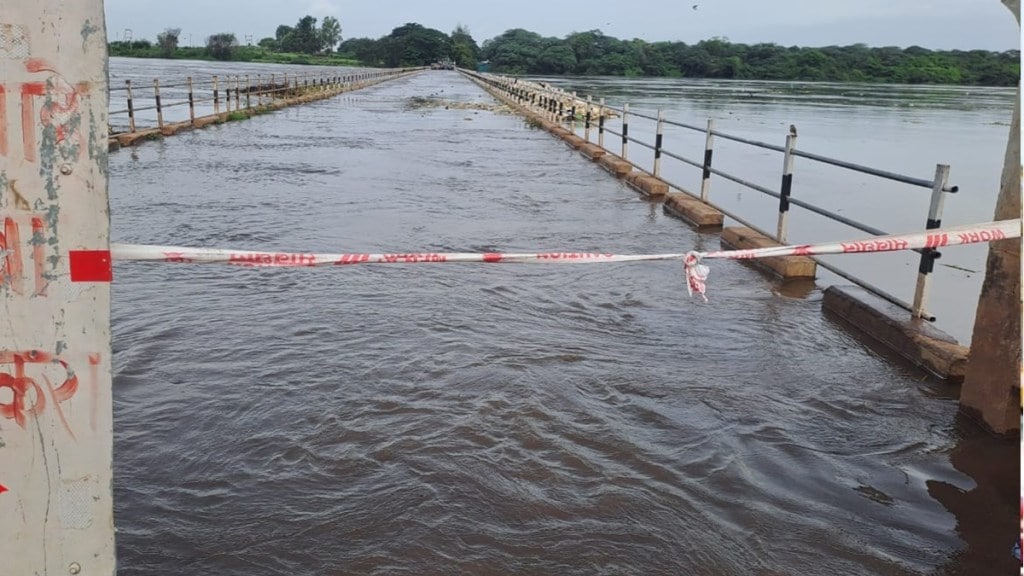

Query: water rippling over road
[109,63,1016,575]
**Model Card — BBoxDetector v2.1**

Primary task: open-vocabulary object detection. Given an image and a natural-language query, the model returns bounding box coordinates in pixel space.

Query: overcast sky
[103,0,1020,51]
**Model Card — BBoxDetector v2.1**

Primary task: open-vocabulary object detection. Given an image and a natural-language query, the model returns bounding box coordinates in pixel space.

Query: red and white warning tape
[109,219,1020,300]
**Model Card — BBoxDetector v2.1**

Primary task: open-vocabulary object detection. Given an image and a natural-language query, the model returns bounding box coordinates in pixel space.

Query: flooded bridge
[1,3,1020,574]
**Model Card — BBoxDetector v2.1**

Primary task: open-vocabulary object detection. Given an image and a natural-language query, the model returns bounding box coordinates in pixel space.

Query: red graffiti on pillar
[20,59,88,163]
[0,215,48,296]
[0,350,79,438]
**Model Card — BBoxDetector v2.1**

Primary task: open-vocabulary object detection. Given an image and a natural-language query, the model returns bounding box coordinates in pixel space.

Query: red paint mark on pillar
[69,250,112,282]
[88,353,100,431]
[1,217,24,293]
[0,84,7,157]
[31,217,46,296]
[0,484,7,495]
[20,83,45,164]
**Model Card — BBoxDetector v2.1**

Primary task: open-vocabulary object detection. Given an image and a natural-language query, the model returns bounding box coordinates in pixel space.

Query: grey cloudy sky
[104,0,1020,50]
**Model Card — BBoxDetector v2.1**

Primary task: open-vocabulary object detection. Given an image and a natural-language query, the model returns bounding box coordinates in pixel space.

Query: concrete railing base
[823,285,969,382]
[663,191,723,227]
[598,153,633,177]
[721,227,816,278]
[579,143,606,161]
[625,173,669,198]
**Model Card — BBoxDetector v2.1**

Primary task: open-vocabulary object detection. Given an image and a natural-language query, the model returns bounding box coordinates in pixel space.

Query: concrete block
[598,153,633,177]
[720,226,816,278]
[159,121,191,137]
[662,192,724,228]
[116,129,160,147]
[823,285,968,382]
[193,115,220,128]
[625,173,669,198]
[561,134,586,150]
[579,143,606,161]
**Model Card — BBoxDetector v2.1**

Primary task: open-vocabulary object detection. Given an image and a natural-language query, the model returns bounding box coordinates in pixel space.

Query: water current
[108,60,1018,575]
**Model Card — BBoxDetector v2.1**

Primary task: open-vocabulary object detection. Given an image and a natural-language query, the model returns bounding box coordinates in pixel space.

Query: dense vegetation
[479,29,1020,86]
[110,20,1019,86]
[109,15,352,64]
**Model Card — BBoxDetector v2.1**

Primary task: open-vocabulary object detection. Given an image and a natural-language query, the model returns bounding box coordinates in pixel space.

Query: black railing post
[776,133,797,243]
[700,119,715,202]
[654,110,664,177]
[621,103,629,161]
[584,96,592,142]
[911,164,950,319]
[125,79,136,133]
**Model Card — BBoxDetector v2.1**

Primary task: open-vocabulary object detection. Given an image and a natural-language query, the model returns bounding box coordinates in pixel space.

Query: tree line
[109,20,1018,86]
[478,29,1019,86]
[108,15,343,62]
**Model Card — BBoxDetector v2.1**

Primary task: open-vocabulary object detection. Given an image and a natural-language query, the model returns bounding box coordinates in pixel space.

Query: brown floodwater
[108,63,1019,575]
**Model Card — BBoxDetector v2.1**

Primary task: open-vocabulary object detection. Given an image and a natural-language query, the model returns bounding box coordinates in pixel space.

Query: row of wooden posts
[110,70,413,135]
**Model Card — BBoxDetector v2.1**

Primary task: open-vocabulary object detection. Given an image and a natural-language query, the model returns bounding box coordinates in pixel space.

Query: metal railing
[464,70,961,322]
[108,69,420,135]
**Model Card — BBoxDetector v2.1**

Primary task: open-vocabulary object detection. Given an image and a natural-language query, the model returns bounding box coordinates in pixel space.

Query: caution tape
[110,219,1020,300]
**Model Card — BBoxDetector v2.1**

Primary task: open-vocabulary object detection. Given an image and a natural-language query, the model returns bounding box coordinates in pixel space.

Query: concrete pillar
[0,0,115,573]
[960,0,1021,435]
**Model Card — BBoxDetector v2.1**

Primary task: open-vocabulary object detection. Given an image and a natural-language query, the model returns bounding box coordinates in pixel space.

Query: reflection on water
[108,62,1017,575]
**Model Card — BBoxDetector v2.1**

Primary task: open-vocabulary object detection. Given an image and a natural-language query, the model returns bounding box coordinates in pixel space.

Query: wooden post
[235,75,241,109]
[126,79,137,132]
[654,110,664,178]
[153,78,164,129]
[621,103,630,161]
[700,119,715,202]
[1,0,116,573]
[212,74,220,114]
[585,95,592,142]
[598,97,605,148]
[776,134,797,243]
[911,164,950,319]
[246,75,251,108]
[187,76,196,125]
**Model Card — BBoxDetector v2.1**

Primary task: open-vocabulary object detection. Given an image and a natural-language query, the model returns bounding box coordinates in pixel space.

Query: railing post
[257,74,263,105]
[153,78,164,129]
[585,95,592,142]
[700,118,715,202]
[776,133,797,243]
[911,164,950,319]
[598,97,605,148]
[187,76,195,125]
[235,75,241,109]
[125,79,136,133]
[570,92,577,133]
[270,73,276,100]
[621,103,629,161]
[654,110,664,178]
[246,75,251,108]
[212,75,220,114]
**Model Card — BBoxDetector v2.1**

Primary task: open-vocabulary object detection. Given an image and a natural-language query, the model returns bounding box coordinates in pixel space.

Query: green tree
[451,24,480,68]
[156,28,180,58]
[280,16,322,54]
[206,33,237,60]
[320,16,342,52]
